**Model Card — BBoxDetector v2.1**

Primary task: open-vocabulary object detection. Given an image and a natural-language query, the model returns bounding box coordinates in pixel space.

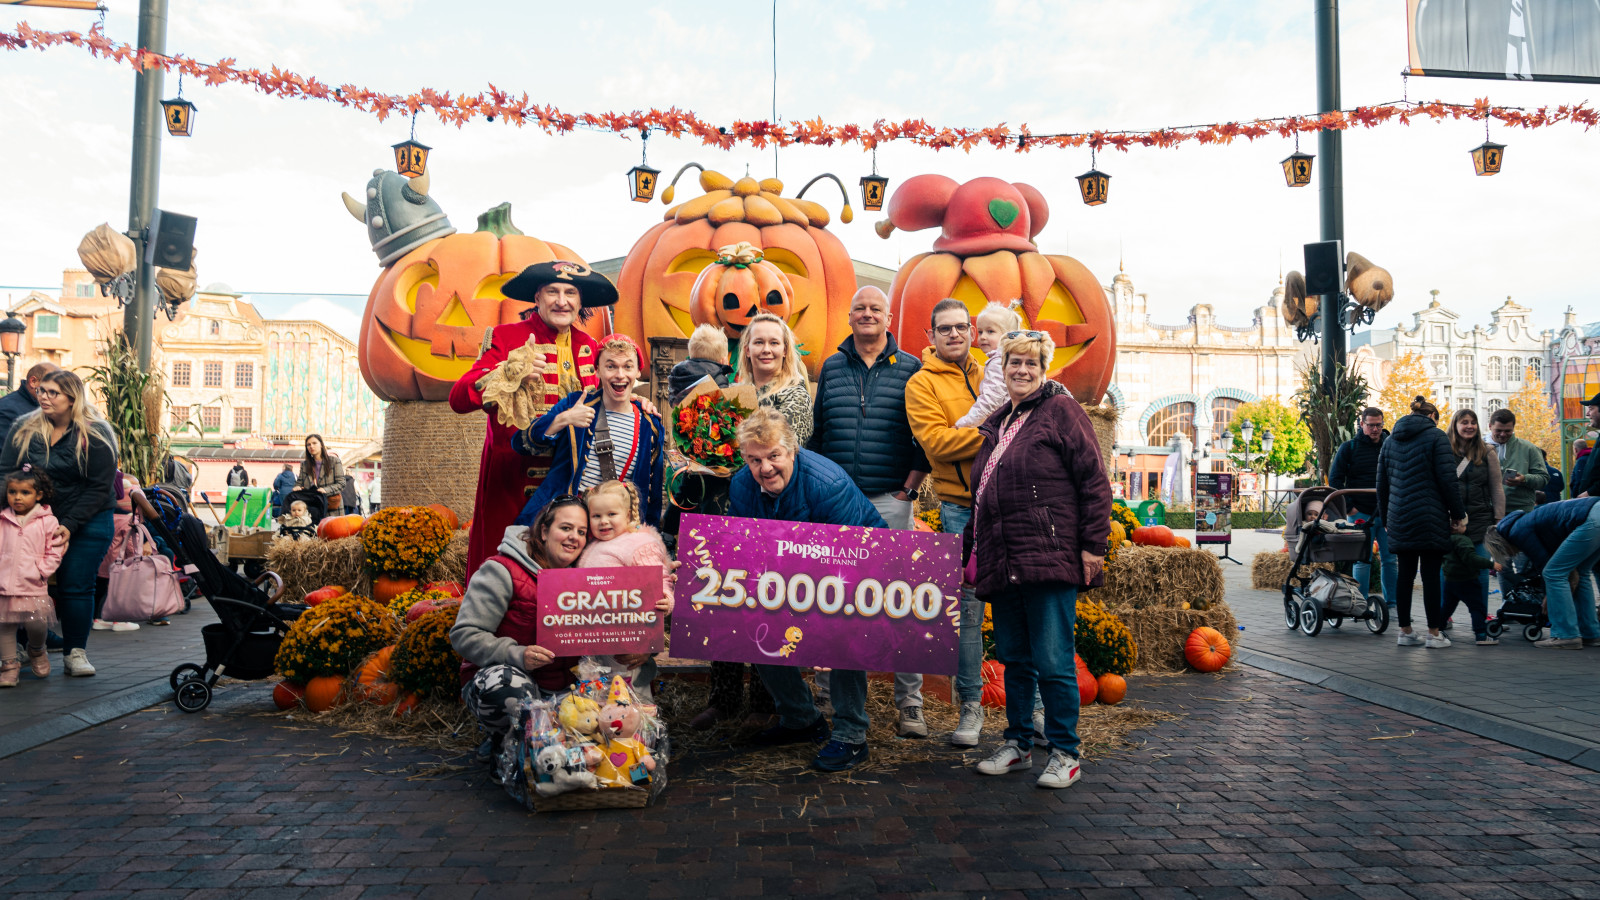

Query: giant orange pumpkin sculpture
[614,166,858,379]
[878,175,1117,404]
[344,169,601,402]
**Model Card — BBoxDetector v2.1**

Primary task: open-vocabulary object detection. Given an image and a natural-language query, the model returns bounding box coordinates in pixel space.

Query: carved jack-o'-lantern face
[358,206,600,402]
[613,170,858,379]
[689,242,795,338]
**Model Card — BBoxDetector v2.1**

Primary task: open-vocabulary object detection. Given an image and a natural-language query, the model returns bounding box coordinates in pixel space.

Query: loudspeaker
[145,210,198,271]
[1302,240,1343,296]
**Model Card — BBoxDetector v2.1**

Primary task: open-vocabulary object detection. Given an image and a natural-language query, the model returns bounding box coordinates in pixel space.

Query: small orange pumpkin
[980,679,1007,709]
[1173,535,1192,548]
[1131,525,1176,547]
[980,658,1006,684]
[303,675,345,713]
[1185,626,1232,673]
[353,646,400,705]
[404,596,460,624]
[394,692,422,717]
[1096,673,1127,705]
[425,581,464,598]
[689,242,795,339]
[1075,654,1098,705]
[303,585,347,607]
[272,681,305,710]
[425,503,461,532]
[372,575,420,604]
[318,515,366,541]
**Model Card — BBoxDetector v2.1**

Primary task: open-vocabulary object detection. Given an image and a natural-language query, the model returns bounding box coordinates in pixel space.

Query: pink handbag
[102,522,185,622]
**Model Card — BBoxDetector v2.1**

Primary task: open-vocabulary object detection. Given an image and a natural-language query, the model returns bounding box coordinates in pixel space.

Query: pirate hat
[502,259,619,308]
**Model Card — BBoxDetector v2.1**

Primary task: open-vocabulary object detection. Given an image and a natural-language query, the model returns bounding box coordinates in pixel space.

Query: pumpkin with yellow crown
[878,174,1117,405]
[613,166,858,379]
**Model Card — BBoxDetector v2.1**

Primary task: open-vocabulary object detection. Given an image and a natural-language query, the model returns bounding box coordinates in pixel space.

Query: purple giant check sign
[671,514,961,674]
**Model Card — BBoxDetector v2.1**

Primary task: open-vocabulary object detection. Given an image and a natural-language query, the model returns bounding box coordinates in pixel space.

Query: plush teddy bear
[593,676,657,789]
[532,743,598,797]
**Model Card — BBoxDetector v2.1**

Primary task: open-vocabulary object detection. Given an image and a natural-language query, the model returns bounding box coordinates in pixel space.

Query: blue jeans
[942,502,985,705]
[1353,513,1398,607]
[755,665,869,745]
[53,510,115,652]
[989,582,1080,758]
[1543,505,1600,640]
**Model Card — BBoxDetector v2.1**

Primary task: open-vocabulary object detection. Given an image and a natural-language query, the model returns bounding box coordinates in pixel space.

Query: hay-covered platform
[267,532,469,600]
[1250,550,1329,590]
[1086,546,1239,672]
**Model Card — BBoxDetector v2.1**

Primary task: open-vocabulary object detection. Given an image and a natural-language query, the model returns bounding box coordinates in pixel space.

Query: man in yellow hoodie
[904,297,988,747]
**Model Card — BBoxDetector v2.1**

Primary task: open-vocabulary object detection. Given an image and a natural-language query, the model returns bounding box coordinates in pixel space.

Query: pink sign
[671,514,961,674]
[536,566,666,655]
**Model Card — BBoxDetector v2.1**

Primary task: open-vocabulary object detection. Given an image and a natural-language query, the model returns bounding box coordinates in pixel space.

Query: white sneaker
[897,705,929,738]
[1424,634,1452,649]
[1033,709,1049,747]
[1037,749,1082,789]
[92,619,113,631]
[975,740,1032,775]
[110,622,140,633]
[63,649,96,677]
[1396,631,1424,647]
[951,702,984,747]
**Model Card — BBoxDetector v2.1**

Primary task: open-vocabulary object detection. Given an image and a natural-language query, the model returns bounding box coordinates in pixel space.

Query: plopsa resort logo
[776,540,871,563]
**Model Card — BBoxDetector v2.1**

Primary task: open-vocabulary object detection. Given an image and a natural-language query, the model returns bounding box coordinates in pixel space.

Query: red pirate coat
[450,315,599,578]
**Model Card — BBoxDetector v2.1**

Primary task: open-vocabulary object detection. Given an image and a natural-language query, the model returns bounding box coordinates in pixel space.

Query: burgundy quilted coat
[962,381,1112,598]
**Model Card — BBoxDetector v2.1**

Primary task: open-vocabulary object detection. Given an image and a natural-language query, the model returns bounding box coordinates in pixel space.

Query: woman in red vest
[449,260,617,579]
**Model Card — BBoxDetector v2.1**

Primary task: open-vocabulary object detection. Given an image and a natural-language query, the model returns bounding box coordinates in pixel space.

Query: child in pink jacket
[575,480,675,703]
[0,469,66,686]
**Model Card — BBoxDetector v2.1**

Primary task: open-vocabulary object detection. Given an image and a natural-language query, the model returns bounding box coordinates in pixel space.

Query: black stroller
[278,488,329,541]
[1281,487,1390,637]
[1484,529,1550,642]
[151,512,305,713]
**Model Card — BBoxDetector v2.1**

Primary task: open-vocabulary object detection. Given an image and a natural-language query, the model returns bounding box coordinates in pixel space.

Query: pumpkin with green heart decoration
[877,175,1117,405]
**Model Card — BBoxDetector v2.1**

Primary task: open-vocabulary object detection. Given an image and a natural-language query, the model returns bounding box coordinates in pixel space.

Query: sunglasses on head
[1003,330,1048,340]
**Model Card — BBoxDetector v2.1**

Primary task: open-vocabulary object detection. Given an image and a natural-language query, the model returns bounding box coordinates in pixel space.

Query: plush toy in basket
[495,662,668,812]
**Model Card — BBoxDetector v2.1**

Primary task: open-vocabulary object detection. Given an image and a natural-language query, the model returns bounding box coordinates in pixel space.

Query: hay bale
[1110,601,1240,673]
[383,401,484,521]
[266,535,365,601]
[1087,546,1224,610]
[1250,550,1331,590]
[266,530,469,601]
[1085,402,1118,472]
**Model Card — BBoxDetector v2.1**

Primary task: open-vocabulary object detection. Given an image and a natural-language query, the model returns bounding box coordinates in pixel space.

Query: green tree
[1227,397,1313,476]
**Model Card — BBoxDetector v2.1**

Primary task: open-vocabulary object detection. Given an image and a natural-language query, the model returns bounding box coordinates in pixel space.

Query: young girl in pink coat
[576,480,674,703]
[0,469,66,686]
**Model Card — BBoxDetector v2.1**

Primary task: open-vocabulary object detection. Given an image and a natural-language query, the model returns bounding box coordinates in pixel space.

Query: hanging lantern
[1076,146,1110,206]
[626,130,660,202]
[160,72,197,137]
[1280,132,1313,187]
[859,146,888,212]
[391,116,429,178]
[1470,118,1505,176]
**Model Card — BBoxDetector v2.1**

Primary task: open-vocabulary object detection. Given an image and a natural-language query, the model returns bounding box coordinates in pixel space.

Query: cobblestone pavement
[1217,528,1600,766]
[6,663,1600,899]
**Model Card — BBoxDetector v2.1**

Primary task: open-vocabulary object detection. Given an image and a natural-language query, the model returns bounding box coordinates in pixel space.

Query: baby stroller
[1483,530,1550,642]
[152,512,304,713]
[1281,487,1390,637]
[281,488,329,524]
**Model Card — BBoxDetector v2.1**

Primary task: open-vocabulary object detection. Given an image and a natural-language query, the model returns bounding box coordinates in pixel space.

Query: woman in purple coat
[963,330,1112,790]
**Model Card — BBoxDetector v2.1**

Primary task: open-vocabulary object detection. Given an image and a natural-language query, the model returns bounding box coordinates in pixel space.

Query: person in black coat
[0,362,60,444]
[1330,407,1396,607]
[1376,396,1467,647]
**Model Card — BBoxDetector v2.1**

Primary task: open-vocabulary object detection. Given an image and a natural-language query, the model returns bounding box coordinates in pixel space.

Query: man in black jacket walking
[0,362,60,442]
[809,285,931,737]
[1331,407,1397,608]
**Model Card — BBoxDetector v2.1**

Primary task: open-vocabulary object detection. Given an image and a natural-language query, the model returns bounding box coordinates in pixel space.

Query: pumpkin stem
[661,163,706,205]
[795,173,855,224]
[475,203,524,238]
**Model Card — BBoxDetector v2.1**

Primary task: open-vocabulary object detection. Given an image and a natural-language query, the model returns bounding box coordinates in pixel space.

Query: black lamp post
[0,312,26,393]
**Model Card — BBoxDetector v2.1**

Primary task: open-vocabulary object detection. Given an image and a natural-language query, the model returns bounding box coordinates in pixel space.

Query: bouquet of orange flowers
[668,380,758,477]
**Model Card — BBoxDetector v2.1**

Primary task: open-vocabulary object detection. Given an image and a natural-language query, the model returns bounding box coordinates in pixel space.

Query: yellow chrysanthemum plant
[1075,595,1138,678]
[390,605,463,698]
[275,593,403,682]
[361,506,452,579]
[387,586,456,620]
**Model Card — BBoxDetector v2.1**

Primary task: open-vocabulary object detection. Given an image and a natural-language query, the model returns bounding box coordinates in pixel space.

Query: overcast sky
[3,0,1595,344]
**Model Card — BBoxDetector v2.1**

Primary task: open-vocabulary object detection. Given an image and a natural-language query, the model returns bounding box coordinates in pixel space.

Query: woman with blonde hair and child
[575,479,675,703]
[0,468,65,686]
